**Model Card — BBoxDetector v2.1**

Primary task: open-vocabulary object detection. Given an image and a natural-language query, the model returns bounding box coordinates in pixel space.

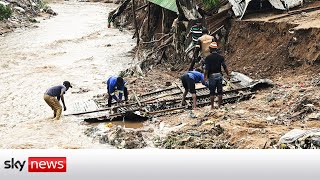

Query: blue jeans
[209,74,223,96]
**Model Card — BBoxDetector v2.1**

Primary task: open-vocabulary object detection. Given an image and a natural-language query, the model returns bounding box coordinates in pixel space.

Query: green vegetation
[37,0,50,11]
[0,4,12,21]
[202,0,220,9]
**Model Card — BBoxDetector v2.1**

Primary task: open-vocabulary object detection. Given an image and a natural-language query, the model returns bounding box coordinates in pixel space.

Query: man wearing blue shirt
[180,70,208,109]
[106,76,128,107]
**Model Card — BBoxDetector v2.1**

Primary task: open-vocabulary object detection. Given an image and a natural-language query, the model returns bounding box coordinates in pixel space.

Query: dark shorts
[209,73,223,96]
[180,74,196,94]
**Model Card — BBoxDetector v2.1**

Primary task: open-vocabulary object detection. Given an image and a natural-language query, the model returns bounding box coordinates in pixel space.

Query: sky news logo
[4,157,67,172]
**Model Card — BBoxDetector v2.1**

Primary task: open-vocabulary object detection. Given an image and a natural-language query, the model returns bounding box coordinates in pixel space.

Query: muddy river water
[0,1,135,148]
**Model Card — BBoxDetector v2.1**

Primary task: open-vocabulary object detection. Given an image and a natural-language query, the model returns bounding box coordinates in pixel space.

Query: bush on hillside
[0,4,12,21]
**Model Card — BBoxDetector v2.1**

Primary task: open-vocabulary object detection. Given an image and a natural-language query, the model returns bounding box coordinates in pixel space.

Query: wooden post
[147,2,151,32]
[132,0,140,45]
[133,91,142,107]
[162,8,165,35]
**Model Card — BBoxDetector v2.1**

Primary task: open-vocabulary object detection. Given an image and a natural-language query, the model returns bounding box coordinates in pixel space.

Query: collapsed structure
[69,72,272,122]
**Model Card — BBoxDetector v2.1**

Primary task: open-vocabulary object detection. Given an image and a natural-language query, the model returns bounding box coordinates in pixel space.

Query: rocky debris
[0,0,56,34]
[154,125,234,149]
[311,76,320,86]
[84,124,147,149]
[72,87,91,94]
[278,129,320,149]
[269,95,320,125]
[99,126,146,149]
[84,127,100,137]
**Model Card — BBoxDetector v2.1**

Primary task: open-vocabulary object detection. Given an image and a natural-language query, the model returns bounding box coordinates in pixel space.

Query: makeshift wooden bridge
[68,72,272,123]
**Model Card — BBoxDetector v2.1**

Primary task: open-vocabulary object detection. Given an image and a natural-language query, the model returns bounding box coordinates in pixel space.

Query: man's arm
[194,40,201,59]
[204,57,209,82]
[221,57,230,79]
[60,91,66,111]
[118,82,126,102]
[200,74,208,87]
[204,69,208,83]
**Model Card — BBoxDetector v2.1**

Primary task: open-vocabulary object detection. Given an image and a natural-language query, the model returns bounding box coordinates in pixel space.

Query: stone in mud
[155,125,233,149]
[84,127,99,137]
[14,7,26,13]
[44,8,58,16]
[99,126,146,149]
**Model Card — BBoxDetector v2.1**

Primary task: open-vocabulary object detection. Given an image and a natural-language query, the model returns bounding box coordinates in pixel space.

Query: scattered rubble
[85,125,147,149]
[278,129,320,149]
[154,125,235,149]
[0,0,56,35]
[99,126,146,149]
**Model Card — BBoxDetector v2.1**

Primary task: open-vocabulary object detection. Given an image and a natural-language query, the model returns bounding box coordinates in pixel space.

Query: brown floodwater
[0,1,135,148]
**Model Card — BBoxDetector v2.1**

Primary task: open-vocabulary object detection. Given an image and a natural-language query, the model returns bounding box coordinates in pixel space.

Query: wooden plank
[133,91,142,106]
[268,5,320,21]
[175,82,184,93]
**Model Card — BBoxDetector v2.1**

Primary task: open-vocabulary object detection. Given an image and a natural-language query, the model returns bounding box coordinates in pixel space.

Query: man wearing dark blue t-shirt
[44,81,72,120]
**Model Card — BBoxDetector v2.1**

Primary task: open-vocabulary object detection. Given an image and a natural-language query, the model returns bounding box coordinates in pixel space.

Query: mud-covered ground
[92,5,320,149]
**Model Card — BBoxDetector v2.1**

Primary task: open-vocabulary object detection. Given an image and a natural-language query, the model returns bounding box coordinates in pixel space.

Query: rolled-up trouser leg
[52,98,62,120]
[44,94,62,120]
[44,94,57,118]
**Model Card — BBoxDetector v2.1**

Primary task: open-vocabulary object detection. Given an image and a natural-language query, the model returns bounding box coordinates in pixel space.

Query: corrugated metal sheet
[269,0,303,10]
[147,0,178,13]
[282,0,303,9]
[268,0,286,10]
[228,0,304,19]
[228,0,252,18]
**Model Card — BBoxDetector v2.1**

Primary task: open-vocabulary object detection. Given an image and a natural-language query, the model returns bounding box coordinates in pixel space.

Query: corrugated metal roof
[282,0,304,9]
[228,0,304,19]
[147,0,178,13]
[268,0,286,10]
[228,0,251,19]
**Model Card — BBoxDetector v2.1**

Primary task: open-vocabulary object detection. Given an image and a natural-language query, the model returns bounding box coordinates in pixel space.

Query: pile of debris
[85,125,147,149]
[278,129,320,149]
[266,91,320,125]
[153,125,235,149]
[106,0,318,76]
[0,0,56,34]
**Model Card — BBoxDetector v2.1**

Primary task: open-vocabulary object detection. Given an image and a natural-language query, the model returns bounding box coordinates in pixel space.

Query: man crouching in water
[204,42,230,109]
[44,81,72,120]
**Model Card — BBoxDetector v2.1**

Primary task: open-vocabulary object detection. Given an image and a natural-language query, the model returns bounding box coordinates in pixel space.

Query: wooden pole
[133,91,142,107]
[147,2,151,32]
[162,8,165,41]
[132,0,140,45]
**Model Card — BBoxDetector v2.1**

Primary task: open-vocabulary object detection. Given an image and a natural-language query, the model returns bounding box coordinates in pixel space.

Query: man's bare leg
[218,95,223,108]
[192,93,197,109]
[181,90,188,106]
[210,96,215,110]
